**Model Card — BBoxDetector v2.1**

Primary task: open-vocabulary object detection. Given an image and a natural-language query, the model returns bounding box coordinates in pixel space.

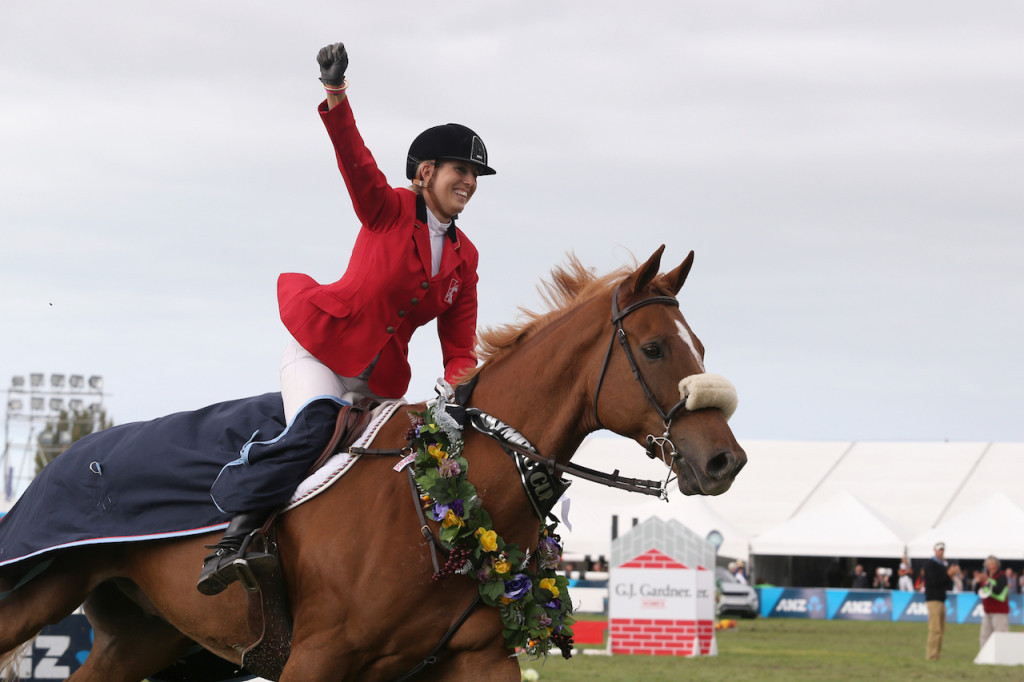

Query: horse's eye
[641,343,663,360]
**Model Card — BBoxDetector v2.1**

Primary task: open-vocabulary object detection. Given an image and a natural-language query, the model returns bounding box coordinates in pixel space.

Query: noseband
[592,283,693,469]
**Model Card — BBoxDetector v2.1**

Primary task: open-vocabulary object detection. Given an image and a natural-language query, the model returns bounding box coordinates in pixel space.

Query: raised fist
[317,42,348,86]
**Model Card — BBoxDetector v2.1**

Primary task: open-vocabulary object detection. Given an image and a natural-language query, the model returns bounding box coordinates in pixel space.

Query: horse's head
[594,246,746,496]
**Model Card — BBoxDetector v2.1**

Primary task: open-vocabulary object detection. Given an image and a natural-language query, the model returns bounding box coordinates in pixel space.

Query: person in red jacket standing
[977,555,1010,651]
[198,41,495,596]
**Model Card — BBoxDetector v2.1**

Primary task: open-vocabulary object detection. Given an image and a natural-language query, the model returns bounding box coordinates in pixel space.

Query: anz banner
[758,588,1024,624]
[16,615,92,680]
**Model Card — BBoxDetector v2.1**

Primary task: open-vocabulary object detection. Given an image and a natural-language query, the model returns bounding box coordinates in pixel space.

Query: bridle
[592,282,695,470]
[363,281,709,503]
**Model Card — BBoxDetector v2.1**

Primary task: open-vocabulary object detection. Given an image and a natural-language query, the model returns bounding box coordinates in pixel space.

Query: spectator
[898,559,914,591]
[734,560,749,585]
[915,568,926,592]
[977,555,1010,651]
[950,563,964,593]
[873,567,891,590]
[924,542,955,661]
[851,564,871,589]
[1005,567,1017,594]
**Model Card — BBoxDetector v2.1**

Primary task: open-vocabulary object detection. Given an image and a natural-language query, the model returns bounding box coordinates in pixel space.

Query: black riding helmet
[406,123,496,180]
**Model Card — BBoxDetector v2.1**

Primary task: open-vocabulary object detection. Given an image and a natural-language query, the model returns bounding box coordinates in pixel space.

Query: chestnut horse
[0,247,745,681]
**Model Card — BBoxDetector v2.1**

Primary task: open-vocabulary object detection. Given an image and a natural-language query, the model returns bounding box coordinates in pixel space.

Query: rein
[464,407,666,500]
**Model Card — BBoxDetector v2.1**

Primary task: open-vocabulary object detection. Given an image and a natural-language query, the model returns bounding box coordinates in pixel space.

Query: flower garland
[404,399,575,659]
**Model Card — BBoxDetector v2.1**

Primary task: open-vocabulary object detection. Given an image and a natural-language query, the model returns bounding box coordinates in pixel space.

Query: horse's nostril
[706,450,736,480]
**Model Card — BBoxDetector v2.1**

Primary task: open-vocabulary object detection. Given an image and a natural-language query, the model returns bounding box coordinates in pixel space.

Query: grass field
[518,619,1024,681]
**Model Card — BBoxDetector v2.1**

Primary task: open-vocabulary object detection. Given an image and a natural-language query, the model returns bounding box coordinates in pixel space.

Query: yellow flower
[441,509,465,529]
[477,529,498,553]
[493,557,511,574]
[501,596,514,605]
[539,577,559,598]
[428,443,447,461]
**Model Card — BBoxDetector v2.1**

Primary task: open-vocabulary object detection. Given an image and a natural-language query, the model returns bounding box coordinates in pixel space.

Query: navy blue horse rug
[0,393,343,569]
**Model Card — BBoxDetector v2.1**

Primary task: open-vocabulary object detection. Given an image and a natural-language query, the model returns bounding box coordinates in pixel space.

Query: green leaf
[456,479,477,502]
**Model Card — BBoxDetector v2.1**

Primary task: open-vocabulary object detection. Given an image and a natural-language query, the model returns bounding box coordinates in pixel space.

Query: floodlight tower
[2,373,106,504]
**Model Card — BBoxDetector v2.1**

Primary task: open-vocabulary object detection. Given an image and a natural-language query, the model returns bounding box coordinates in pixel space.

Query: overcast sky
[2,0,1022,471]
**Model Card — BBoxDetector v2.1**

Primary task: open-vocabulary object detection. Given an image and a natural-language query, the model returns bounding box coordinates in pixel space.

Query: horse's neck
[469,302,606,464]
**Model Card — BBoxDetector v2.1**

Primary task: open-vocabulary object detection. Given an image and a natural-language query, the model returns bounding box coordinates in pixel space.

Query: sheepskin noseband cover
[678,373,738,420]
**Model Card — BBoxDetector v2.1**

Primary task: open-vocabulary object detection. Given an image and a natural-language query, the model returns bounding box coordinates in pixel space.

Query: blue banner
[826,589,892,620]
[758,588,1024,623]
[19,615,92,680]
[758,587,827,619]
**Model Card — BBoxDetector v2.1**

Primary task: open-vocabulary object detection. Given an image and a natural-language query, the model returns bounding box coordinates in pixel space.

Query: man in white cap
[923,542,955,661]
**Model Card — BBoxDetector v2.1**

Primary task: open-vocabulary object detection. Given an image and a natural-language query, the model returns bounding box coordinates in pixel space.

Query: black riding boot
[197,509,274,596]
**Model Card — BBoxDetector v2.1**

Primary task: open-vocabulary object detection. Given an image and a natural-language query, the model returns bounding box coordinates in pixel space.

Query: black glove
[317,43,348,87]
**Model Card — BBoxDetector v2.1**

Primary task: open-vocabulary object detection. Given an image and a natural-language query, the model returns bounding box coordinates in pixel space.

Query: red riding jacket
[277,99,479,398]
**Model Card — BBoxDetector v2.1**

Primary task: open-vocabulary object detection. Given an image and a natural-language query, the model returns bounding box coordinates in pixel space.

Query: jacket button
[386,326,395,334]
[411,297,419,305]
[398,310,406,318]
[421,281,429,290]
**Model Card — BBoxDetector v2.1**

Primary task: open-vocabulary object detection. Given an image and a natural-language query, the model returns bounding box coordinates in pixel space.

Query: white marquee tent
[906,493,1024,560]
[558,437,1024,565]
[749,490,912,558]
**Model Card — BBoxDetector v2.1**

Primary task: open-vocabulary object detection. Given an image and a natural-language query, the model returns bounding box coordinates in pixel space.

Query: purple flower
[544,598,561,610]
[438,458,461,479]
[537,614,552,628]
[450,498,465,517]
[537,536,562,569]
[503,574,533,601]
[432,502,450,522]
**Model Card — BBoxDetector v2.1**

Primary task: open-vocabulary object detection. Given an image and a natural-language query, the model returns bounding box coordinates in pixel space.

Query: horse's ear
[624,245,666,295]
[661,250,695,296]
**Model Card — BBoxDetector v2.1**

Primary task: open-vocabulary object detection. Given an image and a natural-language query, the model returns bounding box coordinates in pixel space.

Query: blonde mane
[471,255,631,372]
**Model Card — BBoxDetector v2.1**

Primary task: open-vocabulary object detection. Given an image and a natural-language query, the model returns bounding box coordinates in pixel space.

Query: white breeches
[279,337,391,424]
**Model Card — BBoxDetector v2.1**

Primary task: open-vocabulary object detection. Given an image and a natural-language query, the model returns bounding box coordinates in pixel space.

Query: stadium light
[4,369,109,504]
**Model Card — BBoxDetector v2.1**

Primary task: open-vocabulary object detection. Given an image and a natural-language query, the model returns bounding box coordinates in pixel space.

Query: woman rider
[198,41,495,595]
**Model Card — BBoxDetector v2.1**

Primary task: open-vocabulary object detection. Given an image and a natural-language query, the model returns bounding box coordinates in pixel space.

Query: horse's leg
[68,580,193,682]
[0,554,93,657]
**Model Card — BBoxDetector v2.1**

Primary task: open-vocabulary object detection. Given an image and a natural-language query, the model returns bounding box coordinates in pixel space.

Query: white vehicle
[716,567,759,618]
